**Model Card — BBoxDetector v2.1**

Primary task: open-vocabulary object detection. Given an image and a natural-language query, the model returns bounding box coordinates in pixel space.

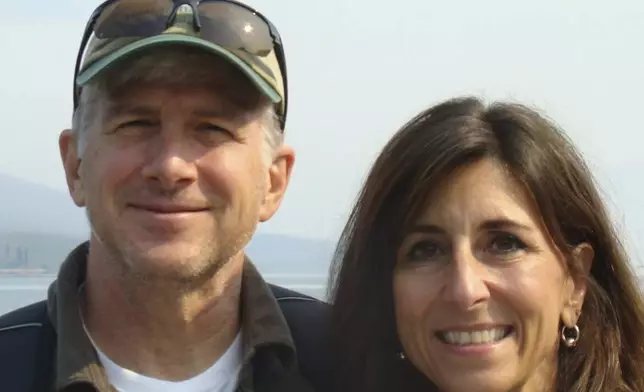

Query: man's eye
[117,119,156,129]
[198,123,229,133]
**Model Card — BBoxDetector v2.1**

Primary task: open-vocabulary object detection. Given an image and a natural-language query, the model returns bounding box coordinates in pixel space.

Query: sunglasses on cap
[72,0,289,130]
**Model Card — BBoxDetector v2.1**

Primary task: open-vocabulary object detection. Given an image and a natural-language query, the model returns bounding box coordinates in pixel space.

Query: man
[0,1,329,391]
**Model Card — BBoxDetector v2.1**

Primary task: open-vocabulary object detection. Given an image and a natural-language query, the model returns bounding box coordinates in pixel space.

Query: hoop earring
[561,324,580,347]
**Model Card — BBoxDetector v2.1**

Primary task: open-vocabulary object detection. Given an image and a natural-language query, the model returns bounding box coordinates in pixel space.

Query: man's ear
[59,129,86,207]
[561,243,594,326]
[258,144,295,222]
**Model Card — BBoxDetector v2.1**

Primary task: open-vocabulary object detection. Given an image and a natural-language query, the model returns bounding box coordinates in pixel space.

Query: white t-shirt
[86,326,243,392]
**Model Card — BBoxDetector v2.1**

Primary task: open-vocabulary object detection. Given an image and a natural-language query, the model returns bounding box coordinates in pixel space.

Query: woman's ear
[561,243,594,326]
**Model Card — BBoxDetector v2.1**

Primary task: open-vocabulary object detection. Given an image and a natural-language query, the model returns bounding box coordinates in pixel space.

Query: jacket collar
[47,241,296,391]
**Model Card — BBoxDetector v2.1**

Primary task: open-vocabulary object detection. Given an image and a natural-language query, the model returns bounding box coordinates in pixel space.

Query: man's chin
[121,240,216,280]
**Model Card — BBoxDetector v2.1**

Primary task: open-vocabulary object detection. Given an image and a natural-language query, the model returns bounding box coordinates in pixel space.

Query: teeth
[441,328,508,346]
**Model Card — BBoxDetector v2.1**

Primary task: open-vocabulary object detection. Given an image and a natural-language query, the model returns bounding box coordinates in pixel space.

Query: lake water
[0,275,328,315]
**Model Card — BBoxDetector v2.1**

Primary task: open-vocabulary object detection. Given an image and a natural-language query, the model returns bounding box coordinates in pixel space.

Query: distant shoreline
[0,271,326,279]
[0,270,55,277]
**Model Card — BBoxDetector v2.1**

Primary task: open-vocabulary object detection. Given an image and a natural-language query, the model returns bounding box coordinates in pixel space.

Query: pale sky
[1,0,643,267]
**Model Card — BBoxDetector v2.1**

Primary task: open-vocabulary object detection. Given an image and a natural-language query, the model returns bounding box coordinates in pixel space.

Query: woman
[328,96,644,392]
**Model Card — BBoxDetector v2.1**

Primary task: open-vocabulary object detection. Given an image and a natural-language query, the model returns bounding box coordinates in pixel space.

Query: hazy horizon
[2,0,644,271]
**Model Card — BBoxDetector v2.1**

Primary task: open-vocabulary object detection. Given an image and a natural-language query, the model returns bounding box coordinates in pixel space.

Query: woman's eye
[406,241,445,262]
[489,233,527,255]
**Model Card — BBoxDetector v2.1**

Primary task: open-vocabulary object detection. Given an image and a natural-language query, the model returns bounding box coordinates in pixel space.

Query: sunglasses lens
[198,2,275,56]
[94,0,173,39]
[93,1,276,57]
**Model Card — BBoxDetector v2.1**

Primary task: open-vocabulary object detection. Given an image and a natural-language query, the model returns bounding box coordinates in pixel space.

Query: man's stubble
[84,174,267,291]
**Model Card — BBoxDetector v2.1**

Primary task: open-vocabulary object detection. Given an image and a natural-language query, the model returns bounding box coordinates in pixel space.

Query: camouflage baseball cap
[76,2,286,120]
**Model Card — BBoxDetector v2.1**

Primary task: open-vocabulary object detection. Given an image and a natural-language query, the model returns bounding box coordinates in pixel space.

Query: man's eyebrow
[192,108,230,118]
[105,103,239,118]
[104,104,159,118]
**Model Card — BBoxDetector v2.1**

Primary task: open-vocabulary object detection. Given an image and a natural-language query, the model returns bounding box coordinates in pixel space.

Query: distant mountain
[0,173,335,275]
[0,173,88,237]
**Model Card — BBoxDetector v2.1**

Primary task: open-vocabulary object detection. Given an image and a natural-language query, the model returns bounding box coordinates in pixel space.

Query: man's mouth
[436,326,513,346]
[129,203,209,214]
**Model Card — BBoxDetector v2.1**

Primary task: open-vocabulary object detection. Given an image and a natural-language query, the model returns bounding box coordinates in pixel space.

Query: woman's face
[393,159,592,392]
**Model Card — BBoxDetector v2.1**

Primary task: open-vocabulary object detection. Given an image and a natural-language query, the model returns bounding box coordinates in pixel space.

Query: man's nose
[140,131,198,191]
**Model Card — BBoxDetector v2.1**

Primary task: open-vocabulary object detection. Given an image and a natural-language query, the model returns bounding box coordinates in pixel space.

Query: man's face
[60,54,293,282]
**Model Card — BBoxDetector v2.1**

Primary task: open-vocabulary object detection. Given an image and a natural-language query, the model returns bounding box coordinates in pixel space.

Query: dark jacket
[0,242,331,392]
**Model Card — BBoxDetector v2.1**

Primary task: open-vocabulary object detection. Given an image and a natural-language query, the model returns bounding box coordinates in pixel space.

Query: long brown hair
[327,96,644,392]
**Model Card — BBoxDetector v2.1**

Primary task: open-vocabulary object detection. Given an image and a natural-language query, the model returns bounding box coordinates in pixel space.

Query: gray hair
[72,47,283,164]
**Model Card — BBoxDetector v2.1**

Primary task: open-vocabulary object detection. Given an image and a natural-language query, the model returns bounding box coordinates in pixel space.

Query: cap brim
[76,34,281,104]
